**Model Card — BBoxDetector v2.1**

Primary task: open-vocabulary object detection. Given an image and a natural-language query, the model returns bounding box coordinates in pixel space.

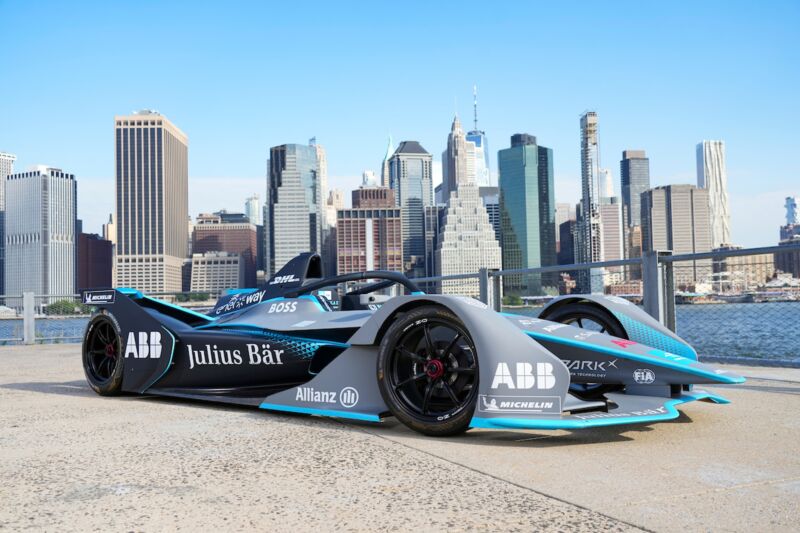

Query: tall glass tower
[388,141,433,277]
[498,134,556,295]
[466,85,491,187]
[265,143,322,276]
[620,150,650,228]
[696,140,730,248]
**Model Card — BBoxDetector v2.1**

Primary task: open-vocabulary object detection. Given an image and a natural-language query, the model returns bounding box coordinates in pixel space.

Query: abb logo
[124,331,162,359]
[491,362,556,390]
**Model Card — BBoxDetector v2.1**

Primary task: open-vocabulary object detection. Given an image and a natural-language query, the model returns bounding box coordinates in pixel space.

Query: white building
[599,198,625,284]
[696,140,731,248]
[0,151,17,295]
[598,168,614,199]
[190,251,244,295]
[245,194,262,225]
[5,166,76,301]
[436,117,501,297]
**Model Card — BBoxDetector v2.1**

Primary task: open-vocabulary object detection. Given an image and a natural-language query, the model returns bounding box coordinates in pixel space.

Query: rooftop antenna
[473,84,478,131]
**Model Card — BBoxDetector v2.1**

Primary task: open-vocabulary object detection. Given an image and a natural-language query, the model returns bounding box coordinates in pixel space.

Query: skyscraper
[5,166,77,300]
[0,151,17,295]
[337,188,402,275]
[578,112,602,264]
[115,111,188,293]
[696,140,731,247]
[599,197,624,282]
[466,85,491,187]
[380,136,394,188]
[436,115,501,297]
[641,184,712,287]
[441,115,477,202]
[244,194,262,225]
[620,150,650,228]
[388,141,433,276]
[498,134,557,294]
[598,168,614,199]
[265,143,322,276]
[479,186,501,242]
[784,197,798,226]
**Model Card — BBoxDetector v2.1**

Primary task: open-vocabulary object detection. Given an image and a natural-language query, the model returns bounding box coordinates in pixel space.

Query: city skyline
[1,2,798,248]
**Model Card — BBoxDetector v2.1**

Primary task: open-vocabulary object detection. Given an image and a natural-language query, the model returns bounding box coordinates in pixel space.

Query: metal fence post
[642,251,665,324]
[490,271,502,312]
[23,292,35,345]
[478,268,489,305]
[642,251,675,330]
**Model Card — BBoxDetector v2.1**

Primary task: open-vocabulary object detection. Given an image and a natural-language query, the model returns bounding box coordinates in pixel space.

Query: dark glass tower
[498,134,556,295]
[620,150,650,228]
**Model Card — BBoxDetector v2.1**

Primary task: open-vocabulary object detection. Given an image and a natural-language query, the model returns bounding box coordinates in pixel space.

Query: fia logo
[491,362,556,390]
[633,368,656,384]
[124,331,162,359]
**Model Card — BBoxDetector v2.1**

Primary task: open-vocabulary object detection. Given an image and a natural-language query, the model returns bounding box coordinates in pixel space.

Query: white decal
[339,387,359,408]
[633,368,656,384]
[490,362,556,390]
[479,395,560,414]
[186,343,284,370]
[124,331,162,359]
[267,301,298,313]
[270,274,300,285]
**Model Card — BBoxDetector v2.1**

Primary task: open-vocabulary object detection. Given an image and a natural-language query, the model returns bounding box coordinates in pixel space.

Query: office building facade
[641,184,712,287]
[115,111,188,293]
[388,141,433,276]
[336,187,402,274]
[0,151,17,295]
[189,251,244,295]
[265,143,322,276]
[192,211,257,287]
[498,134,556,294]
[620,150,650,228]
[5,166,77,300]
[696,140,731,248]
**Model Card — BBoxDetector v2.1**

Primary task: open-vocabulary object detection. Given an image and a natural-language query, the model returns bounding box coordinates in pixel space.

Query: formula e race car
[81,253,744,436]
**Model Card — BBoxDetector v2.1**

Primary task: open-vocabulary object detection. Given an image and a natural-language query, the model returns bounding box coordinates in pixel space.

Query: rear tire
[82,313,124,395]
[377,306,478,437]
[544,302,626,399]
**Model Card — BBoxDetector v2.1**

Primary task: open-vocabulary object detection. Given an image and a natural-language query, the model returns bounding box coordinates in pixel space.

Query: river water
[1,302,798,363]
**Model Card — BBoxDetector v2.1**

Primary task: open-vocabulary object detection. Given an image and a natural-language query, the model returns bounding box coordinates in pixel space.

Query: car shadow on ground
[1,378,697,447]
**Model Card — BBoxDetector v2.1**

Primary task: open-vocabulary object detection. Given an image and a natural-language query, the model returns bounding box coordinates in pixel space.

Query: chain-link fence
[668,251,800,363]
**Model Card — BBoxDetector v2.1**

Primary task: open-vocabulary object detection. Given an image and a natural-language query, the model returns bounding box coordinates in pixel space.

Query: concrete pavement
[1,344,798,532]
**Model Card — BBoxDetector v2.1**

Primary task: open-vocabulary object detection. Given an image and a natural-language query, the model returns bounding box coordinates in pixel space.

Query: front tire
[377,306,478,437]
[82,314,124,395]
[544,302,627,400]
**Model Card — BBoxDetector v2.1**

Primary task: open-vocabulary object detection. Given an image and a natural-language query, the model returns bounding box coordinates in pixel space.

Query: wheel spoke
[394,372,426,390]
[450,367,475,375]
[97,327,110,345]
[442,381,460,405]
[422,382,434,415]
[396,346,426,363]
[423,324,435,356]
[442,333,461,359]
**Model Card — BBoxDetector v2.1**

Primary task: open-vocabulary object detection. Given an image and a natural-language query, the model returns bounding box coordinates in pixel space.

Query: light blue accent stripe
[118,287,143,298]
[225,288,258,296]
[143,326,176,391]
[411,291,426,296]
[469,392,729,430]
[259,402,381,422]
[523,329,745,384]
[142,296,214,321]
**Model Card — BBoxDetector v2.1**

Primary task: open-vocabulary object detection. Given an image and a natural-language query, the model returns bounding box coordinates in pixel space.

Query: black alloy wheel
[82,314,124,395]
[377,306,478,436]
[543,302,627,399]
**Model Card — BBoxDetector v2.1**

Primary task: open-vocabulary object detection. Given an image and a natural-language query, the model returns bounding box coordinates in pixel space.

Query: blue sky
[1,0,798,246]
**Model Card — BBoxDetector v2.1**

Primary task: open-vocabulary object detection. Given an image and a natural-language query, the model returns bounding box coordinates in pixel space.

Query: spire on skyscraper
[473,84,479,132]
